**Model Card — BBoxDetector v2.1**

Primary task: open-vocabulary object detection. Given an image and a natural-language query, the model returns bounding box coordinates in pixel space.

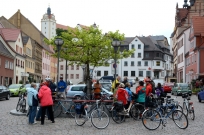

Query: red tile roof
[0,28,20,41]
[56,23,73,30]
[192,16,204,36]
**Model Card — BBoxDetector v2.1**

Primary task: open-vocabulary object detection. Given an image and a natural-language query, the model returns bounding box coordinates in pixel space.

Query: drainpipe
[13,54,17,84]
[198,48,200,78]
[184,33,186,83]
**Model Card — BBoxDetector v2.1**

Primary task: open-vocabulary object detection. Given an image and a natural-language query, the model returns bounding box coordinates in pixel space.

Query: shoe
[36,119,41,121]
[52,121,55,123]
[31,122,37,125]
[41,123,44,125]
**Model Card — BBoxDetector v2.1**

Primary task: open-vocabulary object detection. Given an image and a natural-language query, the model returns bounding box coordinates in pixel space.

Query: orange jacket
[116,88,128,105]
[146,84,152,96]
[38,85,53,107]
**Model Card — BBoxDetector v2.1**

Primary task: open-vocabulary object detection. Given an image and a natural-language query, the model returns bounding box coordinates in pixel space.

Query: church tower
[41,6,56,40]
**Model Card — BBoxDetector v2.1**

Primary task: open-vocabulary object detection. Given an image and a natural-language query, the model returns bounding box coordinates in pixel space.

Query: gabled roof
[0,22,4,28]
[56,23,74,30]
[192,16,204,36]
[150,35,166,41]
[121,37,135,45]
[137,36,161,52]
[0,28,20,41]
[77,24,89,29]
[0,39,14,59]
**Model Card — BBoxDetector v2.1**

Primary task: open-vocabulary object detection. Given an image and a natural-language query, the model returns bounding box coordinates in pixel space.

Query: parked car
[163,83,174,93]
[171,83,192,96]
[66,84,113,99]
[198,90,204,102]
[129,79,136,85]
[66,84,86,99]
[9,84,26,96]
[0,85,10,100]
[128,79,133,87]
[99,76,114,82]
[99,81,112,91]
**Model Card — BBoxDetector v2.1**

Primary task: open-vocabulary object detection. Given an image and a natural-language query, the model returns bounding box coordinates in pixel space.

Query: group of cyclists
[110,76,164,115]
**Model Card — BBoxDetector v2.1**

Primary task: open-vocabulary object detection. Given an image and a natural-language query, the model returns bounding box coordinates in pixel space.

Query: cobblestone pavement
[0,89,204,135]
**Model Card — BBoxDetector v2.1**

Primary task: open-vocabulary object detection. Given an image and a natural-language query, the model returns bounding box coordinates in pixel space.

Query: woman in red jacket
[38,82,54,125]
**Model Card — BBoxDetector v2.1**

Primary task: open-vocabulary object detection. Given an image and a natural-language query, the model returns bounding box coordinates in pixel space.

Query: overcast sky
[1,0,185,41]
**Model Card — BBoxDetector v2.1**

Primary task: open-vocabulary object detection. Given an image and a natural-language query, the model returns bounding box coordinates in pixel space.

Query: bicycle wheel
[142,109,161,130]
[53,103,62,118]
[130,104,144,120]
[21,99,26,113]
[75,110,87,126]
[111,108,125,124]
[91,109,110,129]
[172,110,188,129]
[188,105,195,120]
[168,105,183,119]
[183,102,188,116]
[69,104,75,118]
[16,101,21,112]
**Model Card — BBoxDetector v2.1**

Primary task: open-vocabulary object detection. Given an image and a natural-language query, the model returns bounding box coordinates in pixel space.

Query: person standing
[27,83,38,124]
[122,77,128,86]
[112,76,121,92]
[58,76,67,99]
[125,82,132,109]
[93,80,102,99]
[38,82,54,125]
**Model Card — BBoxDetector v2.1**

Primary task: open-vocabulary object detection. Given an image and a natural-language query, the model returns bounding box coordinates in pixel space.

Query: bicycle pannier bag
[114,101,124,112]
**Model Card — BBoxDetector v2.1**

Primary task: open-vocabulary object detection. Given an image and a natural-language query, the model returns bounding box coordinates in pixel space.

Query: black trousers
[41,105,54,124]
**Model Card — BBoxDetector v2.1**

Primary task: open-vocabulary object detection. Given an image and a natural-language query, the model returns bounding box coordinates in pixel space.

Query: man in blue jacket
[58,76,67,99]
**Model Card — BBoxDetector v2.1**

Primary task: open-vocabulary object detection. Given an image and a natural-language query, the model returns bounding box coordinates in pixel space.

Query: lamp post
[112,39,121,89]
[55,38,64,91]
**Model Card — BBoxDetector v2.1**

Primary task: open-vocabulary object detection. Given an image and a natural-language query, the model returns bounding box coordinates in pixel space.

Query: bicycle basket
[114,101,124,112]
[75,103,84,114]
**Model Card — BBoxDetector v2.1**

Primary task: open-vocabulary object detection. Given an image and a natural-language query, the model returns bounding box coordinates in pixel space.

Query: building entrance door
[154,71,159,79]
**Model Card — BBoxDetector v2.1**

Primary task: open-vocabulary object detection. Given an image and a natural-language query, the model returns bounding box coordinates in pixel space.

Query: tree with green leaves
[45,25,135,97]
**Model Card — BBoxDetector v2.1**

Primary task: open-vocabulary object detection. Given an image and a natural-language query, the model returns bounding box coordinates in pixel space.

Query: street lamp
[55,38,64,91]
[112,39,121,89]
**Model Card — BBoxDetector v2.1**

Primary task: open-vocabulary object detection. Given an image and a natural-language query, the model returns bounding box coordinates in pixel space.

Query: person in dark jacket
[57,76,67,99]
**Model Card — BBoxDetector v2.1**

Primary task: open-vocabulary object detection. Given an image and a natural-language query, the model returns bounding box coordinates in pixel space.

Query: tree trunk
[86,63,92,99]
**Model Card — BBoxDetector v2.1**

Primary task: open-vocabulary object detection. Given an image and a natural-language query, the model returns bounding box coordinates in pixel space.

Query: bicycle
[142,96,188,130]
[74,99,110,129]
[53,98,76,118]
[16,93,27,113]
[182,93,195,120]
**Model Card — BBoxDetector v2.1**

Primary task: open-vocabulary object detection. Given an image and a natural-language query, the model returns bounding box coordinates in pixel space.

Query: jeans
[29,106,37,124]
[36,107,50,120]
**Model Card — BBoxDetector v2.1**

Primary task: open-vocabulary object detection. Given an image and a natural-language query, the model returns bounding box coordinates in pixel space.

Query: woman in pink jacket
[38,82,54,125]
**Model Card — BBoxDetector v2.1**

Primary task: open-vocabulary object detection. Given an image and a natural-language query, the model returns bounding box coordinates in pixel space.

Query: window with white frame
[5,60,9,68]
[156,61,160,66]
[144,61,148,66]
[131,61,134,66]
[146,71,151,77]
[124,61,128,66]
[138,53,141,58]
[124,71,128,76]
[97,71,101,76]
[131,44,134,49]
[10,62,13,69]
[138,44,141,49]
[131,71,135,76]
[139,71,143,77]
[76,74,79,79]
[138,61,141,66]
[70,74,74,79]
